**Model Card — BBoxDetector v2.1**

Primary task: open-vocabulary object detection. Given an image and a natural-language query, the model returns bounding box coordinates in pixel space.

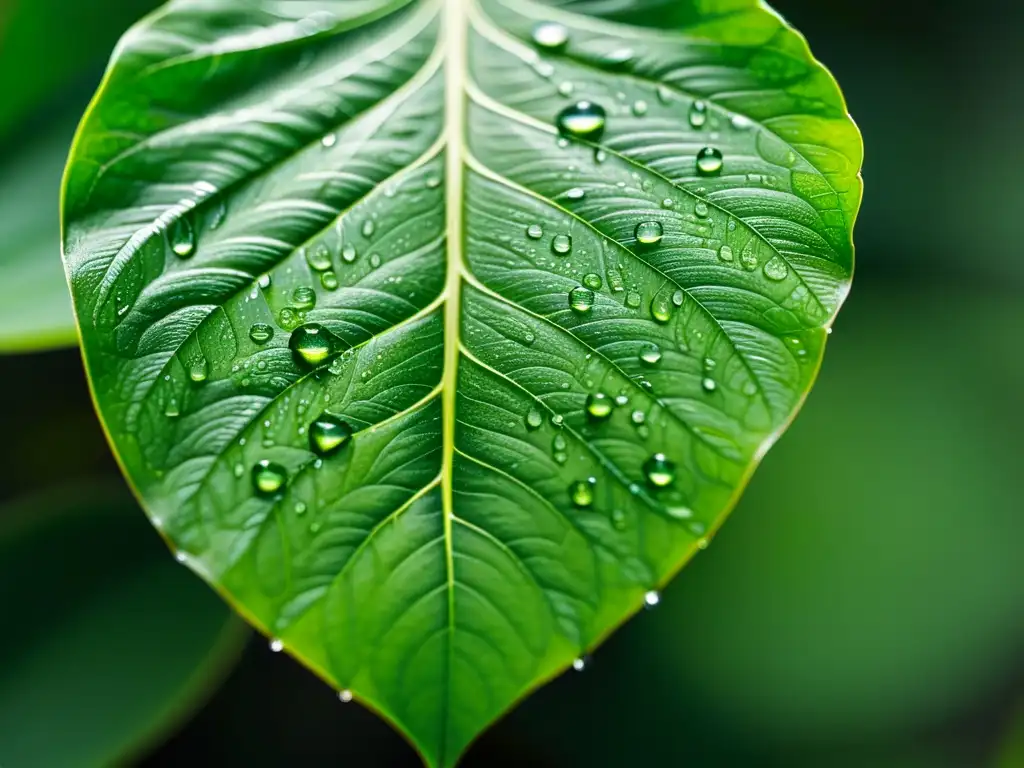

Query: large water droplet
[585,392,613,420]
[634,220,663,245]
[643,453,676,488]
[570,478,596,508]
[169,217,195,258]
[249,323,274,345]
[763,256,789,281]
[551,234,572,254]
[252,459,287,497]
[556,101,607,141]
[568,286,595,313]
[650,295,672,324]
[532,21,568,51]
[526,406,544,430]
[696,147,724,177]
[292,285,317,310]
[289,323,338,367]
[306,243,332,272]
[688,100,707,129]
[309,413,353,456]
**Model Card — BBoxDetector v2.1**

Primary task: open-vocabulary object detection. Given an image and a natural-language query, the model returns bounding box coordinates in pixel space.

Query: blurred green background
[0,0,1021,765]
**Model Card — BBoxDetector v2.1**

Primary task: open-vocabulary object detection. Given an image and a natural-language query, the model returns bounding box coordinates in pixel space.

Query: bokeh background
[0,0,1021,765]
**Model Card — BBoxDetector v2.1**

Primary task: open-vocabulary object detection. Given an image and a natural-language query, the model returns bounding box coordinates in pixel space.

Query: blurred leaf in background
[0,484,248,768]
[0,0,161,353]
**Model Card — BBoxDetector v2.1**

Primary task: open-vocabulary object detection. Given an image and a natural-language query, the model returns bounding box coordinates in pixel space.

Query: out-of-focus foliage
[0,484,248,768]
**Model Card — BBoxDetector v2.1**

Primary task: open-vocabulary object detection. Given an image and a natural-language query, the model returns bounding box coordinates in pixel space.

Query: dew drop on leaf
[644,590,661,608]
[640,345,662,365]
[531,21,568,51]
[763,256,789,281]
[568,286,595,313]
[189,358,208,383]
[251,459,287,497]
[292,285,317,310]
[525,407,544,430]
[634,220,663,245]
[696,147,724,176]
[582,272,602,290]
[630,409,646,426]
[341,243,357,263]
[321,132,337,148]
[570,478,596,508]
[694,201,709,218]
[339,690,353,703]
[526,223,544,240]
[320,270,339,290]
[306,243,332,272]
[688,100,708,129]
[643,453,676,488]
[610,508,628,530]
[168,216,195,258]
[585,392,613,420]
[625,290,642,309]
[289,323,337,368]
[566,186,585,200]
[551,234,572,254]
[650,295,672,324]
[718,244,734,263]
[278,307,300,330]
[632,99,648,116]
[308,413,353,456]
[556,101,607,141]
[557,81,574,97]
[269,638,284,653]
[702,377,717,393]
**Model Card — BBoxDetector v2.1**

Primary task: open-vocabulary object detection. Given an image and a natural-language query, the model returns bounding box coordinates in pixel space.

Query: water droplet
[189,358,208,383]
[278,307,300,330]
[252,459,287,497]
[661,198,675,209]
[321,270,339,290]
[643,453,676,488]
[594,148,607,163]
[553,434,568,452]
[632,99,648,116]
[294,501,307,515]
[289,323,338,367]
[630,409,646,425]
[694,201,709,218]
[292,285,317,310]
[551,414,564,427]
[339,690,353,703]
[572,656,588,672]
[634,220,663,245]
[611,508,628,530]
[556,101,607,141]
[671,289,684,307]
[731,113,753,130]
[740,246,759,271]
[208,201,227,230]
[526,224,544,240]
[361,219,375,239]
[625,290,642,309]
[164,398,180,418]
[568,286,595,313]
[321,132,337,148]
[168,217,195,258]
[369,253,382,269]
[602,48,634,68]
[551,234,572,254]
[640,345,662,365]
[341,243,357,263]
[532,21,568,50]
[718,244,734,263]
[702,377,717,392]
[644,590,661,608]
[585,392,613,420]
[557,81,574,97]
[667,505,694,521]
[570,478,596,508]
[257,273,272,289]
[582,272,602,290]
[650,295,672,324]
[270,638,284,653]
[688,100,708,129]
[526,407,544,430]
[309,412,353,456]
[763,256,789,281]
[566,187,586,200]
[306,243,332,272]
[696,147,724,176]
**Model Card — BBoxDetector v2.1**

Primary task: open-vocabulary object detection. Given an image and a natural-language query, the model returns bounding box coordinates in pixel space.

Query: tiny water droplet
[557,81,574,97]
[289,323,338,367]
[321,132,337,148]
[553,434,568,452]
[643,453,676,488]
[702,377,717,392]
[361,219,375,238]
[526,407,544,430]
[640,345,662,365]
[634,220,663,245]
[696,147,724,176]
[594,148,607,163]
[694,201,709,218]
[630,409,646,426]
[169,217,195,258]
[552,234,572,254]
[688,100,708,129]
[425,173,442,189]
[572,656,588,672]
[763,256,789,281]
[307,243,332,272]
[294,501,307,515]
[292,285,317,310]
[568,286,595,313]
[339,689,353,703]
[585,392,613,420]
[341,243,357,263]
[164,398,180,418]
[257,273,272,289]
[570,478,596,508]
[731,113,753,130]
[532,21,568,50]
[566,186,586,200]
[252,459,287,497]
[632,99,648,116]
[743,381,758,396]
[661,197,675,209]
[270,638,284,653]
[644,590,661,608]
[667,505,694,521]
[526,224,544,240]
[556,101,607,141]
[602,47,634,68]
[309,412,353,456]
[718,244,734,263]
[582,272,602,290]
[671,289,684,307]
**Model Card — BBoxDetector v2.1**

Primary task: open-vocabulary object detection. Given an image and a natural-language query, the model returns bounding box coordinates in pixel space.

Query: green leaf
[0,484,248,767]
[0,121,78,353]
[62,0,861,763]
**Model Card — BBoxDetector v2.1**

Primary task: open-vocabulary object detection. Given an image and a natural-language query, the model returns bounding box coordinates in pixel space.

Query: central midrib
[439,0,467,760]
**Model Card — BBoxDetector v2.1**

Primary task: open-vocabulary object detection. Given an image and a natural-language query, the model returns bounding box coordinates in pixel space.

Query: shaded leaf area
[0,485,247,768]
[63,0,860,763]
